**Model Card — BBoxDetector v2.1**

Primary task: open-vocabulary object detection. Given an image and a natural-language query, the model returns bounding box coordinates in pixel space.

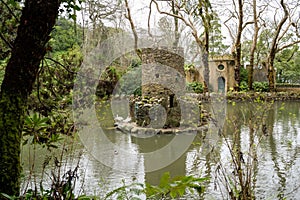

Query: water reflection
[21,101,300,199]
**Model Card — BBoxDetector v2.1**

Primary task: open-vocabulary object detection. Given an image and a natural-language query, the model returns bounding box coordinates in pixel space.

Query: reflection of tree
[268,101,300,199]
[214,100,275,199]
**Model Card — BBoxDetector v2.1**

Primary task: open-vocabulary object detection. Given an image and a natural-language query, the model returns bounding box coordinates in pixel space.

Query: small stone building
[187,55,236,93]
[186,55,271,93]
[208,55,236,92]
[129,47,199,128]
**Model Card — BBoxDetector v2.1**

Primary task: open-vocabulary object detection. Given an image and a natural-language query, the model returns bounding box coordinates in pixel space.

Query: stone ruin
[128,47,207,129]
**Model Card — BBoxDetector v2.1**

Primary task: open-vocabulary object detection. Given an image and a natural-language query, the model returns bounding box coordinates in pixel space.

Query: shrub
[187,82,204,94]
[253,81,269,92]
[239,81,249,92]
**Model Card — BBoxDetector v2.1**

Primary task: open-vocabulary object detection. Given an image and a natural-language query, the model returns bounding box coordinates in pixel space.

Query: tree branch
[224,15,235,45]
[147,0,153,37]
[269,0,288,59]
[0,0,20,22]
[124,0,139,55]
[276,40,300,52]
[242,21,254,31]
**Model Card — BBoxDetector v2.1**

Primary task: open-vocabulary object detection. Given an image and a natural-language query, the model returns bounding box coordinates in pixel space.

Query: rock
[137,128,146,134]
[144,103,152,108]
[131,127,138,133]
[123,116,131,123]
[145,128,158,135]
[115,115,124,122]
[123,123,134,132]
[161,129,175,134]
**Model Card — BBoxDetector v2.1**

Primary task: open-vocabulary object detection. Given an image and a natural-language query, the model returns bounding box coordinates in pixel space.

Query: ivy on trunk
[0,0,60,195]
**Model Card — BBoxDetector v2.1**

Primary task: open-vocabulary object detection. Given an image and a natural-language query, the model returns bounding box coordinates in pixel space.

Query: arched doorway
[218,77,225,93]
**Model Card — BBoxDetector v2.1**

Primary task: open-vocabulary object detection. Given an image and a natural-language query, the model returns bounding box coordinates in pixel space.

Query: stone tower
[131,47,186,128]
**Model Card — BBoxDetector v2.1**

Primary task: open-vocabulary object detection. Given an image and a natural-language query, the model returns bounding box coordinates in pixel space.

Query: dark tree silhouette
[0,0,60,195]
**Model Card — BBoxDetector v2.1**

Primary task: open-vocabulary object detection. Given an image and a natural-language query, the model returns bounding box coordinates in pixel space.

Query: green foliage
[184,64,196,72]
[187,82,204,93]
[209,13,230,56]
[0,0,20,85]
[252,81,269,92]
[145,172,207,199]
[1,165,79,200]
[22,112,66,149]
[59,0,83,20]
[118,66,142,96]
[240,67,248,83]
[27,43,82,143]
[104,180,144,200]
[49,17,83,52]
[0,58,8,84]
[0,0,21,60]
[104,172,207,200]
[239,81,249,92]
[275,47,300,83]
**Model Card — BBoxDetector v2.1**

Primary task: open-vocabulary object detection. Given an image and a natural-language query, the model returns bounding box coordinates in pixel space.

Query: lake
[21,100,300,199]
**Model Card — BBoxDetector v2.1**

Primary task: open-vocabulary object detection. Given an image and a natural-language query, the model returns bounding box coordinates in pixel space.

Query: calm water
[21,100,300,199]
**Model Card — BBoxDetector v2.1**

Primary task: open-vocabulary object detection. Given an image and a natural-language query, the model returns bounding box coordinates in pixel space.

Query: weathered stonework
[133,47,186,128]
[126,47,209,130]
[129,96,204,129]
[141,47,185,98]
[185,65,204,83]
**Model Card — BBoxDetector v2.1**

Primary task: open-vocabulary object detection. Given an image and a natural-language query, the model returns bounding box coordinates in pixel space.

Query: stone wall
[246,64,268,82]
[187,55,236,92]
[185,66,204,83]
[132,47,186,128]
[141,47,185,98]
[129,96,204,128]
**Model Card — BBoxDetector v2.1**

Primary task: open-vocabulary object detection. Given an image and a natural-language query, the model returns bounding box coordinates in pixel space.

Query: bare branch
[124,0,139,54]
[277,22,292,43]
[147,0,153,37]
[224,15,235,44]
[269,0,289,58]
[276,40,300,52]
[242,21,254,31]
[151,0,203,46]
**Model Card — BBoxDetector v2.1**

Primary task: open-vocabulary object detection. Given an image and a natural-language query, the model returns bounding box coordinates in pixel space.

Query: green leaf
[0,193,16,200]
[159,172,170,188]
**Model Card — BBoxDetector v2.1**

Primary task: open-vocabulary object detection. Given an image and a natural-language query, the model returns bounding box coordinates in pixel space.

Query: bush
[187,82,204,93]
[240,67,248,83]
[239,81,249,92]
[253,81,269,92]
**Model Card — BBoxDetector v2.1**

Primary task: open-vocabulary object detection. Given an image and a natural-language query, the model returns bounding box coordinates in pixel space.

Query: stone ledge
[115,121,208,135]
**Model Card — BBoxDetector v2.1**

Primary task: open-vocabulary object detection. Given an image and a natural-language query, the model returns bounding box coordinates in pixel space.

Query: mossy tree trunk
[267,57,276,92]
[267,0,288,92]
[0,0,59,196]
[248,0,259,91]
[233,0,243,92]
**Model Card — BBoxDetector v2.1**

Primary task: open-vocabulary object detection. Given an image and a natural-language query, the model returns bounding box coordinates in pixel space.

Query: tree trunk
[233,0,243,91]
[248,0,259,91]
[248,63,254,90]
[203,48,209,93]
[0,0,59,195]
[234,44,241,91]
[267,63,276,91]
[267,0,288,92]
